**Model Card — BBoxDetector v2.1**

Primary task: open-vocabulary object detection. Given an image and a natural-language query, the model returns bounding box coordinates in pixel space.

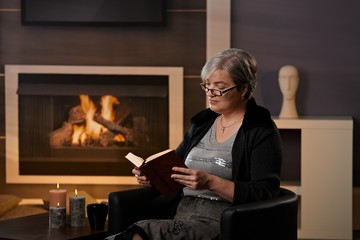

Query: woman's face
[205,70,244,114]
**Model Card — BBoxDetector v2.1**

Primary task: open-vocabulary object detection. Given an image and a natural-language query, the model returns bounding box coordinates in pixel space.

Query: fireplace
[5,65,183,184]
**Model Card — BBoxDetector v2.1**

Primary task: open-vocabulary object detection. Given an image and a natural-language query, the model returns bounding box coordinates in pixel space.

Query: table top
[0,213,108,240]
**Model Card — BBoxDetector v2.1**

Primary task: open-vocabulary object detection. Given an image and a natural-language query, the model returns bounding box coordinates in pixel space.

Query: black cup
[87,203,108,231]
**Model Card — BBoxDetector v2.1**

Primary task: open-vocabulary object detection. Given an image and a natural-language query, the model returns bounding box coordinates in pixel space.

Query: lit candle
[49,183,67,207]
[70,189,86,227]
[49,202,66,228]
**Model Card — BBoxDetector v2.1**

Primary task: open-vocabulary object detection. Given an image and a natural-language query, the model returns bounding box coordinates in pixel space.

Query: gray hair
[200,48,257,101]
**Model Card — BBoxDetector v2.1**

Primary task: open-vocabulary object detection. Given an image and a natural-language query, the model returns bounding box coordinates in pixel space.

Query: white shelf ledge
[273,116,353,129]
[281,182,301,196]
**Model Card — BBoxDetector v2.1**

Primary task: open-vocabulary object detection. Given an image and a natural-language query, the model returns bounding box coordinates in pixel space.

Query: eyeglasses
[200,83,240,96]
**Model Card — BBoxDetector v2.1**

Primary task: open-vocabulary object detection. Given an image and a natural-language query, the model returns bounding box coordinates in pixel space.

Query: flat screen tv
[21,0,166,26]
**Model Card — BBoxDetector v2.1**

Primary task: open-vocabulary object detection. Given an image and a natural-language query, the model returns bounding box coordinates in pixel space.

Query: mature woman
[109,48,282,240]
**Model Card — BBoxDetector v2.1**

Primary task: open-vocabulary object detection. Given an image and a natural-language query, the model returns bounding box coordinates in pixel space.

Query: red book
[125,149,187,196]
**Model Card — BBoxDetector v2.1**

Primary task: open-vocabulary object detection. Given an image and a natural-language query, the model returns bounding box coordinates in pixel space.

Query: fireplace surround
[5,65,183,184]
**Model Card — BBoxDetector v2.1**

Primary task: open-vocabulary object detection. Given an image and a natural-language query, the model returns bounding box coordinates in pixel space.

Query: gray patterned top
[183,118,236,202]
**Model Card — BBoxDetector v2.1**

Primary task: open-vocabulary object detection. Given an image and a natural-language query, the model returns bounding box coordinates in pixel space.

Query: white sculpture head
[278,65,299,100]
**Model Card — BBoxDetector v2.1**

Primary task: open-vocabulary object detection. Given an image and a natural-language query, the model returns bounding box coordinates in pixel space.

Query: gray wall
[231,0,360,186]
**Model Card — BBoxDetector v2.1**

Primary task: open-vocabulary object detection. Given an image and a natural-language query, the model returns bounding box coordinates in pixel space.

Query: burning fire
[71,95,120,146]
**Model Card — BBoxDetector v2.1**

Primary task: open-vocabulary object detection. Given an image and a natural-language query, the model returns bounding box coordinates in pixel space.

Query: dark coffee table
[0,213,109,240]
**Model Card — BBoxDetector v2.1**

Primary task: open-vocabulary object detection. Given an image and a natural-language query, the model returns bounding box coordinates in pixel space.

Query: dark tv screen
[21,0,166,26]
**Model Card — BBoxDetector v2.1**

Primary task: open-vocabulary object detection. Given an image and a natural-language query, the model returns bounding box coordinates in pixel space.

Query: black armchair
[108,187,298,240]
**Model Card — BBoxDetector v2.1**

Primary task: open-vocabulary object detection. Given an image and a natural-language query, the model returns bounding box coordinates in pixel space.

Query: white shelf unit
[274,117,353,240]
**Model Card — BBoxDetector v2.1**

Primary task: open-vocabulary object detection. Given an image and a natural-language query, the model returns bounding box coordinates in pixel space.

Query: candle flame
[57,183,59,190]
[57,202,60,207]
[75,189,78,196]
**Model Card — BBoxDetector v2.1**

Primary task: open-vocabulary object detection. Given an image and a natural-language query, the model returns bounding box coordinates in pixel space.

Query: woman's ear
[241,84,249,98]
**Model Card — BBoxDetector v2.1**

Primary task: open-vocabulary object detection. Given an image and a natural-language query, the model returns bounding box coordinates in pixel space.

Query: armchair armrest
[220,188,298,240]
[108,187,180,235]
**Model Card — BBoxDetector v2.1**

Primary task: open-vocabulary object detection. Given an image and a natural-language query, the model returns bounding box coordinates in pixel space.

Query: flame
[57,183,59,190]
[71,94,120,145]
[72,125,86,145]
[75,189,78,196]
[114,134,126,142]
[100,95,119,123]
[80,95,102,139]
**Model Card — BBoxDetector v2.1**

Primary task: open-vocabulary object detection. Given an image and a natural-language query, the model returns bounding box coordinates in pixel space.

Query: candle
[49,183,67,207]
[70,189,86,227]
[49,202,66,228]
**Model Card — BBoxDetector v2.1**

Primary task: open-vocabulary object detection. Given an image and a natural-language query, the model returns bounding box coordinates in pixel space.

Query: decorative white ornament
[278,65,299,119]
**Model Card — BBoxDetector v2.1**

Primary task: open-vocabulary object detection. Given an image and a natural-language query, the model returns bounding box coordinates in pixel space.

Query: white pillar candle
[70,189,86,227]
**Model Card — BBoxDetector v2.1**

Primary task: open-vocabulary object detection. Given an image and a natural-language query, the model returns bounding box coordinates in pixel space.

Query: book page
[145,149,173,162]
[125,152,144,167]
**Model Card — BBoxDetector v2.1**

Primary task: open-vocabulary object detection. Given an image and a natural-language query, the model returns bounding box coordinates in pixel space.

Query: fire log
[68,105,85,124]
[93,113,130,135]
[49,122,73,147]
[93,113,149,146]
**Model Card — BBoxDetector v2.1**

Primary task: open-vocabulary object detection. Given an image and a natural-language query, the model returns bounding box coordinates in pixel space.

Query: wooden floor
[299,231,360,240]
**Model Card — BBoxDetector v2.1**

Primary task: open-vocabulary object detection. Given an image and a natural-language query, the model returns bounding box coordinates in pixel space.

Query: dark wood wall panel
[0,0,206,198]
[167,0,205,9]
[1,12,205,75]
[0,0,19,8]
[184,76,204,131]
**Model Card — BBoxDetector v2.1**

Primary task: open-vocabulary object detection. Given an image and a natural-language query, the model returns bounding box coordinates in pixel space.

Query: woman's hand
[132,167,151,187]
[171,166,235,202]
[171,167,212,190]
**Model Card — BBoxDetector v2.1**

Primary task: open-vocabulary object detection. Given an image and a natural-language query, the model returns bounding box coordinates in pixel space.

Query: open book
[125,149,187,196]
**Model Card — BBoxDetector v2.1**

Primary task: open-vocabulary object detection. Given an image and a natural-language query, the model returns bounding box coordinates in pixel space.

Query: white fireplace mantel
[5,65,184,185]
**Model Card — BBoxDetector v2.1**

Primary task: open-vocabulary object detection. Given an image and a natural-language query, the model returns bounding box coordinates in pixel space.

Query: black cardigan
[175,98,283,205]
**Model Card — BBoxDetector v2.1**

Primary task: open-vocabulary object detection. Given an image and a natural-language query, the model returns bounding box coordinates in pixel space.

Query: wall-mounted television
[21,0,166,26]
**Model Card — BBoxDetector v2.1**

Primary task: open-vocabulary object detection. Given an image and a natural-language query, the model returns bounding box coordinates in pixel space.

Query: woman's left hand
[171,167,212,190]
[171,166,235,202]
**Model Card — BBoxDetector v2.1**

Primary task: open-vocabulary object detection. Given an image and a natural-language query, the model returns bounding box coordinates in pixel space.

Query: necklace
[220,115,243,134]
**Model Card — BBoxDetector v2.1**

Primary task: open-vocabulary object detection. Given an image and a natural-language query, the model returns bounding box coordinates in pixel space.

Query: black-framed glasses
[200,83,241,96]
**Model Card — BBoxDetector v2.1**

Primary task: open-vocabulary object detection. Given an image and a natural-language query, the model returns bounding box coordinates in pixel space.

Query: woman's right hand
[132,167,151,187]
